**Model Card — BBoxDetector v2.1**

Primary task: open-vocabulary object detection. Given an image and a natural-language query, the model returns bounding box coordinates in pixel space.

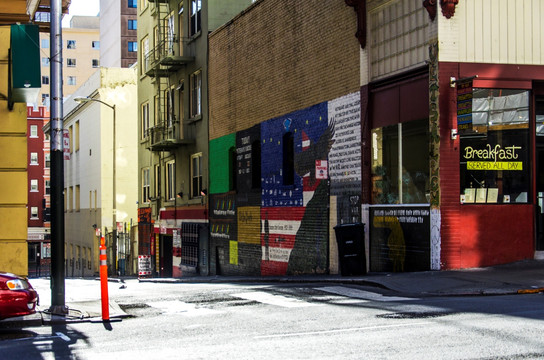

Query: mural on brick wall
[261,102,334,275]
[329,92,362,224]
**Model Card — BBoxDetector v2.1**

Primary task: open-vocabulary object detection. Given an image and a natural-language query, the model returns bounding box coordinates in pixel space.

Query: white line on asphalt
[55,332,71,342]
[253,322,433,339]
[232,291,321,308]
[317,286,415,302]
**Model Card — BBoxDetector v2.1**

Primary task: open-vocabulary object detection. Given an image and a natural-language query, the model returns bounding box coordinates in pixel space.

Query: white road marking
[317,286,415,302]
[55,332,71,342]
[232,291,320,308]
[254,322,433,339]
[147,300,222,316]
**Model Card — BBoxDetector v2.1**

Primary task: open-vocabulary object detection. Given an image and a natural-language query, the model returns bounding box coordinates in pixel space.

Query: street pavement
[2,258,543,328]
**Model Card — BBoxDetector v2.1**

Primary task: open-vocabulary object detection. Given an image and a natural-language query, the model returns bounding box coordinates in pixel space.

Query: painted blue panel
[261,102,328,207]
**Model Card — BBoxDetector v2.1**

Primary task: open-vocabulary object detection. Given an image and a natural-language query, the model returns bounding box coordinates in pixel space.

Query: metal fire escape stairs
[146,0,195,152]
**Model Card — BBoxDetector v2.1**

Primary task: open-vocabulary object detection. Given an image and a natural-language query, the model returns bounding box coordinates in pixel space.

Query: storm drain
[376,311,454,319]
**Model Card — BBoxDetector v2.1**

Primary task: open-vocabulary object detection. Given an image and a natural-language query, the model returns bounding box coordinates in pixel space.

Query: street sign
[138,255,152,276]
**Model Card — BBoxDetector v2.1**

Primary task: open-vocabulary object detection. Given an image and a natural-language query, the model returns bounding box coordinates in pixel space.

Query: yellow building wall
[0,27,29,276]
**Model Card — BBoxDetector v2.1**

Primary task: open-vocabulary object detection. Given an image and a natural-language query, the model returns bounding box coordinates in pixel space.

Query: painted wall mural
[209,94,362,276]
[329,92,362,224]
[261,102,332,275]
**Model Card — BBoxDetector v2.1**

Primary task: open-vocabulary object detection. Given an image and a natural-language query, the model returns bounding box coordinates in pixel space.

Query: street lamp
[74,96,117,275]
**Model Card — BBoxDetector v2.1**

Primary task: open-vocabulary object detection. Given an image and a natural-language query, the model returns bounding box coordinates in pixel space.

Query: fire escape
[145,0,195,152]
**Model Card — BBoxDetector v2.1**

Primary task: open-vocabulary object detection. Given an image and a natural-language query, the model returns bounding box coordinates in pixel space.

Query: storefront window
[371,118,429,204]
[459,89,529,204]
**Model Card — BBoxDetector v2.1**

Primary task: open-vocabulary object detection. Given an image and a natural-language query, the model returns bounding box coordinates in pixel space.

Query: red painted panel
[438,62,536,269]
[371,85,399,128]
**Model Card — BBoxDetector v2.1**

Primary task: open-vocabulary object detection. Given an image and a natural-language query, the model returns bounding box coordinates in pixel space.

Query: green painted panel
[209,133,235,194]
[10,24,41,103]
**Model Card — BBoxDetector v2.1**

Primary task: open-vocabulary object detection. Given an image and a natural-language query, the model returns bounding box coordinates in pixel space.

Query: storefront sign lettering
[467,161,522,171]
[463,144,522,162]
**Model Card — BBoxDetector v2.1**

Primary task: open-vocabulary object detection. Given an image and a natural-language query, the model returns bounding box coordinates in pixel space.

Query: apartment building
[137,0,254,277]
[100,0,138,68]
[38,16,100,107]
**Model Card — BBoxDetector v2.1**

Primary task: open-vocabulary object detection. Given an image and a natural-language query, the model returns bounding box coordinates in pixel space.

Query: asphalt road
[2,279,544,359]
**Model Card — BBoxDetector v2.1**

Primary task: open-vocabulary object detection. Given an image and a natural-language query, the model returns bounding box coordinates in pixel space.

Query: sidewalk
[2,259,543,328]
[139,259,544,297]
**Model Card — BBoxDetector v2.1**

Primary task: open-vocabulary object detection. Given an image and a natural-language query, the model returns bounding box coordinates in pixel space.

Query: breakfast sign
[462,143,523,171]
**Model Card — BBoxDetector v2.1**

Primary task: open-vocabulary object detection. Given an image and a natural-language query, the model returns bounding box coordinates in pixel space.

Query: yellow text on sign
[467,161,523,171]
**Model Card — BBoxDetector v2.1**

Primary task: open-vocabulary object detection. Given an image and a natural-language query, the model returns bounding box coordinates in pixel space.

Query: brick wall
[209,0,359,140]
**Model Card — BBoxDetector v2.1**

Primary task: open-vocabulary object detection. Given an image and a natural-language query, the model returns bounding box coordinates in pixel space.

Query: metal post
[112,105,117,276]
[49,0,66,315]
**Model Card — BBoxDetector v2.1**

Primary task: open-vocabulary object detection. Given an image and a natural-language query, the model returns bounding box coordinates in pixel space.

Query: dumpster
[334,223,366,276]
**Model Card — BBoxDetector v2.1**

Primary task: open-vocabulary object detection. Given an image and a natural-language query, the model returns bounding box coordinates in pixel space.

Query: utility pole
[49,0,66,315]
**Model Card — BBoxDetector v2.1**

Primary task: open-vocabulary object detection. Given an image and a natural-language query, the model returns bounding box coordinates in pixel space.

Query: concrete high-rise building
[100,0,138,68]
[38,16,100,106]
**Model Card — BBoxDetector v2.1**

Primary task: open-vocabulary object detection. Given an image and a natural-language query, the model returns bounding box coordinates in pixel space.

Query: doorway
[536,96,544,251]
[160,235,173,277]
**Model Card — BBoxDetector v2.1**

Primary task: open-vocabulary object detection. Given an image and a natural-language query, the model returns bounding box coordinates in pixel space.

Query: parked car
[0,272,39,320]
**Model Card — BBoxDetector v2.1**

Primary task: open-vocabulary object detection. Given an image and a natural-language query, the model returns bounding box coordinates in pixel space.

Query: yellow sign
[467,161,523,171]
[229,241,238,265]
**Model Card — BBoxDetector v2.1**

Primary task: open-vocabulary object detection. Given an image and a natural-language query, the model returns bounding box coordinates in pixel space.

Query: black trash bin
[334,223,366,276]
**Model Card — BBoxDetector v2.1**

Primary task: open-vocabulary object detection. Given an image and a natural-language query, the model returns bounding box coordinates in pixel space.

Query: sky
[62,0,100,27]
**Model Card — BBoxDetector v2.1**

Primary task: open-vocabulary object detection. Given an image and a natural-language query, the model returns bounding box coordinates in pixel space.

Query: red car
[0,272,39,320]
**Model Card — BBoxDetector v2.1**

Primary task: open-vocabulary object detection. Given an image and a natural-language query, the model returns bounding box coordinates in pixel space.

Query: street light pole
[74,97,117,275]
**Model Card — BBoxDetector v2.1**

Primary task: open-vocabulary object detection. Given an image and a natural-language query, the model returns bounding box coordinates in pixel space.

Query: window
[42,76,49,85]
[75,185,80,212]
[45,153,50,168]
[30,125,38,137]
[92,41,100,49]
[128,19,137,30]
[190,70,201,118]
[142,168,150,203]
[92,59,99,68]
[190,0,201,36]
[31,207,39,219]
[67,58,76,67]
[371,118,430,204]
[128,0,137,8]
[41,38,49,48]
[68,125,73,154]
[141,36,149,75]
[42,94,50,106]
[30,152,38,165]
[42,57,49,67]
[67,76,76,86]
[459,89,529,204]
[75,121,80,152]
[128,41,137,52]
[154,164,160,199]
[67,40,76,49]
[282,132,294,186]
[166,161,175,200]
[68,187,73,211]
[45,180,50,195]
[141,102,149,138]
[30,179,38,192]
[191,153,202,198]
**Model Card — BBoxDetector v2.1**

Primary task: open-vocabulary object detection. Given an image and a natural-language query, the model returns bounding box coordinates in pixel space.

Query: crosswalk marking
[232,291,320,308]
[317,286,414,302]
